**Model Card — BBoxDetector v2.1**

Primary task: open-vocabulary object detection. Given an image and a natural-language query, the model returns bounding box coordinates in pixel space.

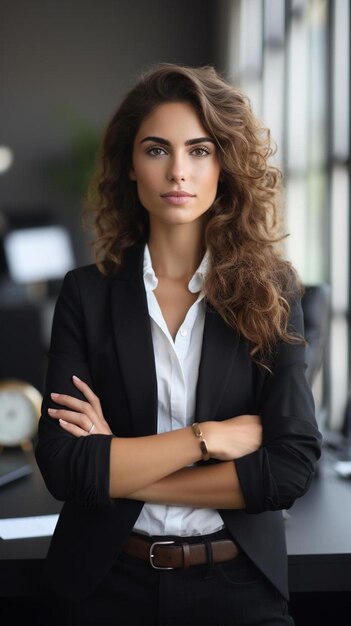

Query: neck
[148,221,204,280]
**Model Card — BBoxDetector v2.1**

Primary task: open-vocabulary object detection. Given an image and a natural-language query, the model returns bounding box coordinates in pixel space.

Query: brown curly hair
[84,63,303,366]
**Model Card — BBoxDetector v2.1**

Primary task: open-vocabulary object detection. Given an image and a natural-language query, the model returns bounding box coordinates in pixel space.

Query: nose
[166,154,186,182]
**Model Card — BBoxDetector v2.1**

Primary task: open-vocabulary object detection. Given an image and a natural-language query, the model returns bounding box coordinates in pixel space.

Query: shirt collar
[143,244,158,291]
[143,244,209,294]
[188,250,209,293]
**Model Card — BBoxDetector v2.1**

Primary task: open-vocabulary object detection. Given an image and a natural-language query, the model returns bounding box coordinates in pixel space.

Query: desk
[286,449,351,593]
[0,449,61,598]
[1,448,351,597]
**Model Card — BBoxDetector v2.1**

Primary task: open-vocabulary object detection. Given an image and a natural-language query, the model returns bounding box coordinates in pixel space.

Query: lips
[160,191,195,198]
[160,190,195,206]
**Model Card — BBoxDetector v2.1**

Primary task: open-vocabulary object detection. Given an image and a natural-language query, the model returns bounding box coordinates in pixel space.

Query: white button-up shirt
[133,245,224,537]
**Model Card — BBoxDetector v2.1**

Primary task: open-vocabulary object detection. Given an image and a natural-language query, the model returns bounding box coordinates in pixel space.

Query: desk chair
[0,302,45,393]
[300,284,335,468]
[300,284,330,387]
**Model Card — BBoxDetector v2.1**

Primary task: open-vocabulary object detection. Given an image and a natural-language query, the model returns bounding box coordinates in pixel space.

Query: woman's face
[129,101,221,228]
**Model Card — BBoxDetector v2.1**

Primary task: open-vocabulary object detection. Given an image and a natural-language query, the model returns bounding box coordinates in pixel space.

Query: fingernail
[51,392,59,398]
[72,375,81,382]
[48,408,57,414]
[59,419,68,425]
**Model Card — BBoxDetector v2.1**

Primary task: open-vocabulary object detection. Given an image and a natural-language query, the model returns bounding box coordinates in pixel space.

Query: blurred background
[0,0,349,447]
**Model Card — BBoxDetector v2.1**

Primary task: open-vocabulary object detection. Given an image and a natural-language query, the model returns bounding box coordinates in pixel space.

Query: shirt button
[180,327,188,337]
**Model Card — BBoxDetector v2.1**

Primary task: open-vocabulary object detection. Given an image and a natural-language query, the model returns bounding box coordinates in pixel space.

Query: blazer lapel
[195,305,240,422]
[110,244,240,433]
[110,245,158,437]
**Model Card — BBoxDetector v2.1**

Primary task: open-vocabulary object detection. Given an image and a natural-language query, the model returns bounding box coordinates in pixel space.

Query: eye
[191,146,211,157]
[146,146,168,157]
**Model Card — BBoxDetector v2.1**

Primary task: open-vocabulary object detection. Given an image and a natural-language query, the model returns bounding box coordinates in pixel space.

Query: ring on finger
[88,423,95,434]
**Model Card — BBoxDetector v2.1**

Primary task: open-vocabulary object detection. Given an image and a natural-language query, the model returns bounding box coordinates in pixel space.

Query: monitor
[3,225,75,284]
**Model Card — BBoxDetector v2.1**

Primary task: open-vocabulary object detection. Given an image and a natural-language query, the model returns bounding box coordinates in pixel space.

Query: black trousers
[53,530,295,626]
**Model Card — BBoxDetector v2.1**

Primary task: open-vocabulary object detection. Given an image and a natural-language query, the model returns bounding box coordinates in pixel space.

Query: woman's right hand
[203,414,262,461]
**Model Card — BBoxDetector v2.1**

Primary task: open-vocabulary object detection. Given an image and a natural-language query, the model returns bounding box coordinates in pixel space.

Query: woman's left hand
[48,375,113,437]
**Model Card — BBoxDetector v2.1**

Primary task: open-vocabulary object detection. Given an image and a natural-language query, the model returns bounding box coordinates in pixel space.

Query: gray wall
[0,0,217,264]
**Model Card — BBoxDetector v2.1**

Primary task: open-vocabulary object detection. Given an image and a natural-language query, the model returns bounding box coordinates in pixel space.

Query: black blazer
[35,243,322,602]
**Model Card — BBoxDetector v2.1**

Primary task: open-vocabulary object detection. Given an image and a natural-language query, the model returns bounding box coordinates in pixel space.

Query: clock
[0,379,43,450]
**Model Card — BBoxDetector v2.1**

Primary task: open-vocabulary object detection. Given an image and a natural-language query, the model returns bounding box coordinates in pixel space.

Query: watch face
[0,382,41,446]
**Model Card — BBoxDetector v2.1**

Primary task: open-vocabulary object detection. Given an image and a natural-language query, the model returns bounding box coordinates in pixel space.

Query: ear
[129,168,137,181]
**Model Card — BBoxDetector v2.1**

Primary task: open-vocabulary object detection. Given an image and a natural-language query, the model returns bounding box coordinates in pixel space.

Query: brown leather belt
[122,533,239,570]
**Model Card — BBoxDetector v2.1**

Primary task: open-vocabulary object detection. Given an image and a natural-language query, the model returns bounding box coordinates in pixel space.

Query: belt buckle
[149,540,175,570]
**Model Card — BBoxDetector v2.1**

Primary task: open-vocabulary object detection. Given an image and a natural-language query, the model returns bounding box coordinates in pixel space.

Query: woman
[35,63,322,625]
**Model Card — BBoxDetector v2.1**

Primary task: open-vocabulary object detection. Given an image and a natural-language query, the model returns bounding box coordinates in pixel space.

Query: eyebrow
[139,136,216,146]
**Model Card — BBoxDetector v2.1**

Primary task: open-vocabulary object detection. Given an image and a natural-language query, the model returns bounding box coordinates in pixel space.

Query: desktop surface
[0,445,351,596]
[286,446,351,592]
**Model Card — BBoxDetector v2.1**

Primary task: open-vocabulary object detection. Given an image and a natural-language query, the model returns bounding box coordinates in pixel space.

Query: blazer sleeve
[35,270,115,510]
[234,297,323,513]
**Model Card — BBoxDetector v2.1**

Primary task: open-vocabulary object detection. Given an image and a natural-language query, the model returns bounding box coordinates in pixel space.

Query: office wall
[0,0,216,263]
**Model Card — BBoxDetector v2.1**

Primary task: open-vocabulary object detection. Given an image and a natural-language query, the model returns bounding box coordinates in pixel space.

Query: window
[216,0,350,433]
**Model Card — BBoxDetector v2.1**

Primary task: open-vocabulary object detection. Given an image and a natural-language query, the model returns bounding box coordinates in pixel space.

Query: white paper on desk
[0,514,59,539]
[334,461,351,478]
